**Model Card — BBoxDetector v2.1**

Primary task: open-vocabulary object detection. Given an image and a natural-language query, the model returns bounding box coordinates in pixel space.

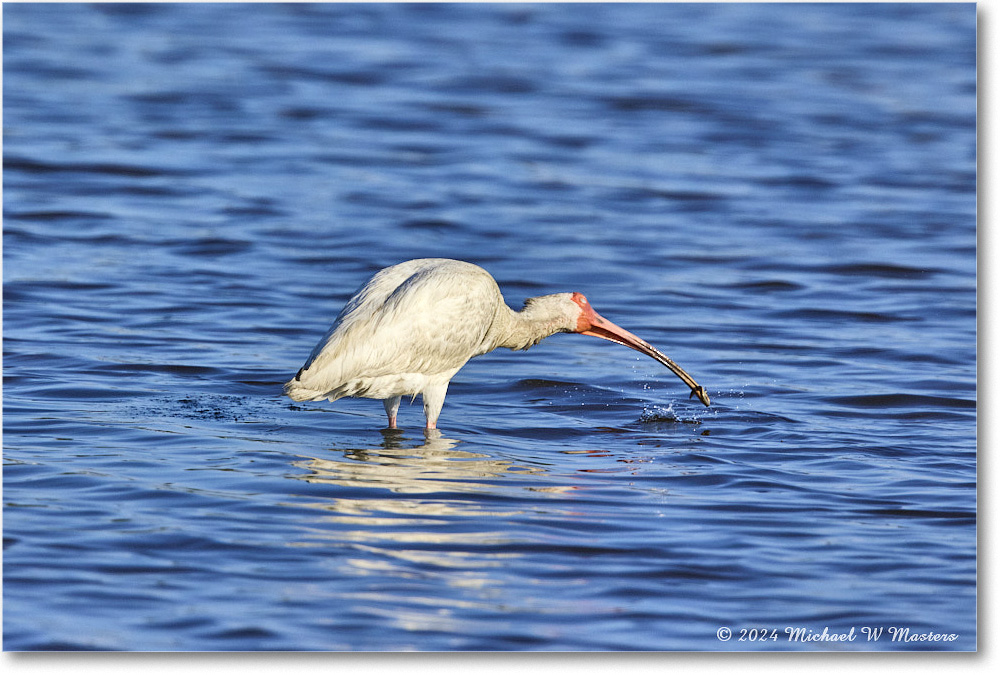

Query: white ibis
[285,258,709,429]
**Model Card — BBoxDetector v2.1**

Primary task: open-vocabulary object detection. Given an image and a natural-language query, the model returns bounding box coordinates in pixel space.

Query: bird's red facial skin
[571,293,619,338]
[571,292,639,343]
[571,292,599,332]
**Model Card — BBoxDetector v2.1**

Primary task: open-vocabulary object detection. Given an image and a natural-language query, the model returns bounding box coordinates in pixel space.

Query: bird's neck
[492,301,571,352]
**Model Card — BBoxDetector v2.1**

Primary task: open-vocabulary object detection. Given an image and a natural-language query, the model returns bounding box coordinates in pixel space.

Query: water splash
[639,403,682,423]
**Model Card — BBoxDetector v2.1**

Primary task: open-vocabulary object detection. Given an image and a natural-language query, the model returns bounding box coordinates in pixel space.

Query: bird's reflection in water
[289,430,564,582]
[294,428,548,498]
[290,429,577,537]
[287,431,588,625]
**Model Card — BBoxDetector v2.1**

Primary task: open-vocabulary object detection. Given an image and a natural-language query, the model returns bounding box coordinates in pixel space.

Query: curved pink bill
[581,312,710,407]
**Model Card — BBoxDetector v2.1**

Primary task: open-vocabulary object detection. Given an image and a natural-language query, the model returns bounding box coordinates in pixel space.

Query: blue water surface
[3,2,976,651]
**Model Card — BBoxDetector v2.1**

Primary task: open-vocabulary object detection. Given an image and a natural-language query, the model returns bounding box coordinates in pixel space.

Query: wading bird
[285,258,709,429]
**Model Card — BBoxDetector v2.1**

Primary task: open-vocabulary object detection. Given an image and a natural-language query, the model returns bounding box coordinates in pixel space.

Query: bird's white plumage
[285,259,504,406]
[285,257,710,428]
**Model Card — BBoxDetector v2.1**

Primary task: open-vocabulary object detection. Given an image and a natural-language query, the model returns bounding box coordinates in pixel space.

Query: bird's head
[520,292,612,333]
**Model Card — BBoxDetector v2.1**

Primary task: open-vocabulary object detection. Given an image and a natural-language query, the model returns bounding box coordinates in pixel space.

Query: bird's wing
[291,260,502,397]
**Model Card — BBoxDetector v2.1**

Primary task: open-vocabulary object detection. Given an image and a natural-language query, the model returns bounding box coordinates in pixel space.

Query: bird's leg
[421,382,449,430]
[383,396,401,429]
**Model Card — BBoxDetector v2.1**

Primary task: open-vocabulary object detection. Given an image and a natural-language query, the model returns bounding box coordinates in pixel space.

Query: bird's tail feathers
[284,377,342,403]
